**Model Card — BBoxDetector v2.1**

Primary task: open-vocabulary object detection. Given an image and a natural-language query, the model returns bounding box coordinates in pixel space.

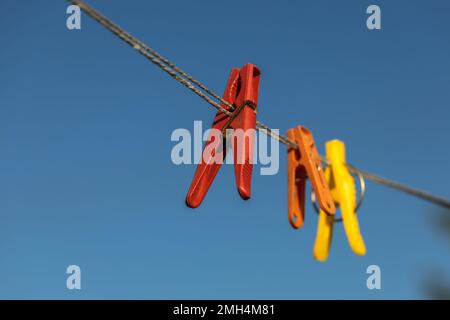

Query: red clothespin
[186,64,261,208]
[287,126,336,228]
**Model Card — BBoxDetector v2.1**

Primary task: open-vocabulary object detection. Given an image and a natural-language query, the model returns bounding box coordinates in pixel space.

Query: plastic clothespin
[313,140,366,262]
[287,126,336,228]
[186,64,261,208]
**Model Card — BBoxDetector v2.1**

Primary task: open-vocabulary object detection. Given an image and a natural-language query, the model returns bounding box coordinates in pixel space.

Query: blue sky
[0,0,449,299]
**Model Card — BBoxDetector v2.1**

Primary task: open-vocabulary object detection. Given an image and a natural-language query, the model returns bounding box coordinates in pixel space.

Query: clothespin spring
[310,168,366,223]
[221,100,257,135]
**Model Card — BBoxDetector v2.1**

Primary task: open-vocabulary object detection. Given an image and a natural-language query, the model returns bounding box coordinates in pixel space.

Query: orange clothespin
[287,126,336,228]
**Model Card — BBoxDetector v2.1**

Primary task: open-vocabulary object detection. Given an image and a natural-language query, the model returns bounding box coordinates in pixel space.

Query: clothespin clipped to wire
[312,140,366,262]
[287,126,336,228]
[186,64,261,208]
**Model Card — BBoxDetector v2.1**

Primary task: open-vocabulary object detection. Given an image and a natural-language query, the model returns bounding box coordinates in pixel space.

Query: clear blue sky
[0,0,449,299]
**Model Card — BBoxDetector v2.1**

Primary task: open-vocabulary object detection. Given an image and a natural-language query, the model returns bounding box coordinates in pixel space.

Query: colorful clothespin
[287,126,336,228]
[313,140,366,261]
[186,64,261,208]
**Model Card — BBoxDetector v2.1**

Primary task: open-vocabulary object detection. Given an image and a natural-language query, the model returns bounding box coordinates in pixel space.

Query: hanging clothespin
[186,64,261,208]
[287,126,336,228]
[313,140,366,262]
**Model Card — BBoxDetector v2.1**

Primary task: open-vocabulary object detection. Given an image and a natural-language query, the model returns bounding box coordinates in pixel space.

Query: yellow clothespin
[313,140,366,262]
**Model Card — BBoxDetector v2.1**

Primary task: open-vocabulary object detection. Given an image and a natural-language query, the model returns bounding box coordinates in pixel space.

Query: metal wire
[68,0,450,210]
[346,164,450,209]
[68,0,295,147]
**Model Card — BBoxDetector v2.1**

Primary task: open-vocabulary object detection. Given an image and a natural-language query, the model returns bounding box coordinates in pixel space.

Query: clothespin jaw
[313,140,366,261]
[287,126,335,229]
[221,64,260,134]
[185,64,260,208]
